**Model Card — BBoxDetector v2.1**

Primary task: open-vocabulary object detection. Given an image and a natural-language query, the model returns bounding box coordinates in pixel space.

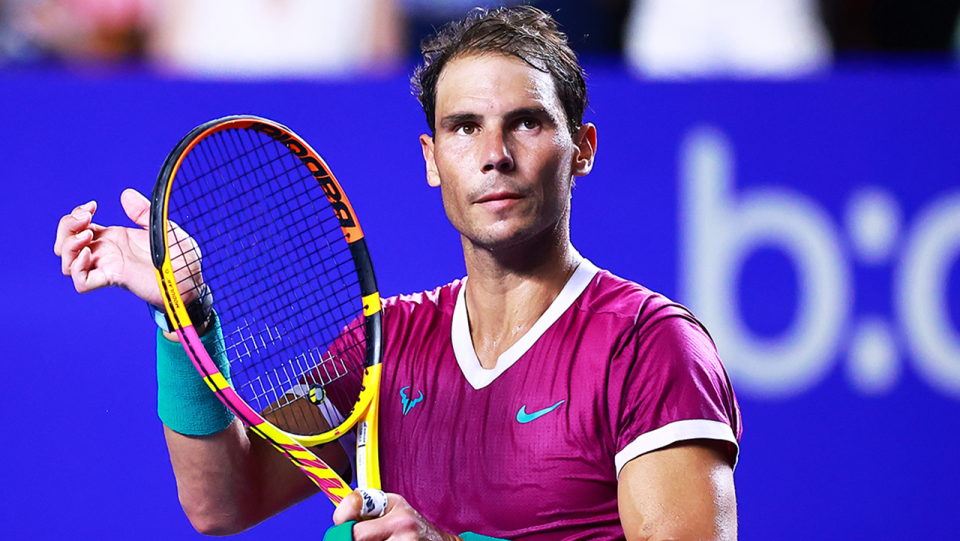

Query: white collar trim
[452,259,600,389]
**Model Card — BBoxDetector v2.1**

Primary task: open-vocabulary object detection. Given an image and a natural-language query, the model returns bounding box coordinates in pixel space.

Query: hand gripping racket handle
[320,488,387,540]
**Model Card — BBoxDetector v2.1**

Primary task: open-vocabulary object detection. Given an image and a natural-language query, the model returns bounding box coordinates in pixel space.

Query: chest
[376,328,621,533]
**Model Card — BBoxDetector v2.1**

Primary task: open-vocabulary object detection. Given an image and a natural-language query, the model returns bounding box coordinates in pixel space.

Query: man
[55,6,740,540]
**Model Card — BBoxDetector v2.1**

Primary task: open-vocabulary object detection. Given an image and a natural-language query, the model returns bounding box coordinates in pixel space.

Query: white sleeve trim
[615,419,739,477]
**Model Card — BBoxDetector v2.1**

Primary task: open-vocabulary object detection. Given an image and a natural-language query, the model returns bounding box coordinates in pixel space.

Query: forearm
[166,420,258,535]
[158,315,319,535]
[165,420,319,535]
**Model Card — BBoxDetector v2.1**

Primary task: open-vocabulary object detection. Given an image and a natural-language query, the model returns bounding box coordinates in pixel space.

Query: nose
[481,131,515,174]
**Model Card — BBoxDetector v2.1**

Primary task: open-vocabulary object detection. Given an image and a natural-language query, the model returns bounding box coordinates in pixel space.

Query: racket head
[148,115,383,493]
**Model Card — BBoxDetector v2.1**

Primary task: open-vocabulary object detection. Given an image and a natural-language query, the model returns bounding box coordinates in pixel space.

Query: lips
[474,191,523,204]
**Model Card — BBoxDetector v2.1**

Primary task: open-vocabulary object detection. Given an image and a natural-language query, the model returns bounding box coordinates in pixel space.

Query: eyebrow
[504,107,553,123]
[438,107,557,130]
[438,113,480,130]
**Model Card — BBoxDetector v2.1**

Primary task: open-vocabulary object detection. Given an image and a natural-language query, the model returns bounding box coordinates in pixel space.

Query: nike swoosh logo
[516,400,566,424]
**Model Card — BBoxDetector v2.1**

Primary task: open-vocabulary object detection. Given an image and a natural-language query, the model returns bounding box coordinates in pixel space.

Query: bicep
[618,440,737,541]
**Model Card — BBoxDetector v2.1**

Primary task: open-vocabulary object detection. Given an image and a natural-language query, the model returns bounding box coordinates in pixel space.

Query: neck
[461,223,581,369]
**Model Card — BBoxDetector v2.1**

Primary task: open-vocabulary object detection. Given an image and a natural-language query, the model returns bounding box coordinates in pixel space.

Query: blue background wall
[4,64,959,539]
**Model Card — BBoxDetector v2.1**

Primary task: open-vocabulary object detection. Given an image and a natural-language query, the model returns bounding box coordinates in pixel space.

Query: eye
[456,124,477,135]
[518,118,540,131]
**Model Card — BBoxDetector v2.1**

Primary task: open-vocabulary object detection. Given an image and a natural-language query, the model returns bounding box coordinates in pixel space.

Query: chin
[468,222,551,252]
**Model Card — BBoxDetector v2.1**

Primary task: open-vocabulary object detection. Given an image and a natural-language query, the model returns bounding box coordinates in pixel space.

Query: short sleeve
[612,306,741,476]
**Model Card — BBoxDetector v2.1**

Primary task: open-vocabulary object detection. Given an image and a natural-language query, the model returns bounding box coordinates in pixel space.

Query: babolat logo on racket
[249,121,357,229]
[357,422,369,446]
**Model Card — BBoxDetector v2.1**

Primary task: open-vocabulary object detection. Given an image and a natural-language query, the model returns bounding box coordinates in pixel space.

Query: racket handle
[322,521,356,541]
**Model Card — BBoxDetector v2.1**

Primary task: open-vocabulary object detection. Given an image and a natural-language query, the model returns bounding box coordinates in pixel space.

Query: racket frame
[149,115,383,502]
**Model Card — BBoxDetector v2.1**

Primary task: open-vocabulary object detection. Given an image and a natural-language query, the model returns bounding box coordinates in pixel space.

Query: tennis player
[55,6,740,540]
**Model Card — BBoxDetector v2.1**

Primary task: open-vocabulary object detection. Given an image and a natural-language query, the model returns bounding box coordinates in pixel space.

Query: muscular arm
[56,194,352,534]
[618,440,737,541]
[165,419,352,535]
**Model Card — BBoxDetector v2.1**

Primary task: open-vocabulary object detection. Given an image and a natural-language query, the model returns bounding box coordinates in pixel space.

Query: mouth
[474,191,524,205]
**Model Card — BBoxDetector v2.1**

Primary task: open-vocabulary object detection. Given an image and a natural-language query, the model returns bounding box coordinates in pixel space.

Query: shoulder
[580,268,741,466]
[382,279,463,315]
[584,270,725,390]
[577,269,712,344]
[379,279,463,341]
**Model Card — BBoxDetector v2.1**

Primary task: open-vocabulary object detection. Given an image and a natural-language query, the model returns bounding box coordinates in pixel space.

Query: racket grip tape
[358,487,387,517]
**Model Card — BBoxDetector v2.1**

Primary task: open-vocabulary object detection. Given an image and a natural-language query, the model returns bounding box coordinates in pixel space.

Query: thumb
[331,490,364,525]
[332,488,388,525]
[121,188,151,229]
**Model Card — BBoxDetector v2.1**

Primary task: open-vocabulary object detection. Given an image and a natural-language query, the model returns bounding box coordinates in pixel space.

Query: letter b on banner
[679,127,851,399]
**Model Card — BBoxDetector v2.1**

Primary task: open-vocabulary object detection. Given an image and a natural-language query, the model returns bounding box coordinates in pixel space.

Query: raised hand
[55,188,204,308]
[55,188,164,306]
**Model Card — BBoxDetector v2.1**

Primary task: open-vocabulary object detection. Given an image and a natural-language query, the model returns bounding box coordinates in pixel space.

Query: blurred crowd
[1,0,958,78]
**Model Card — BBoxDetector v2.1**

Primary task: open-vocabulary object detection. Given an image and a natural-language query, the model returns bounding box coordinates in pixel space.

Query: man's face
[420,53,594,252]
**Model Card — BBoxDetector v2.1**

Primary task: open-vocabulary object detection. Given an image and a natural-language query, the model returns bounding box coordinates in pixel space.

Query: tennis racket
[148,115,383,506]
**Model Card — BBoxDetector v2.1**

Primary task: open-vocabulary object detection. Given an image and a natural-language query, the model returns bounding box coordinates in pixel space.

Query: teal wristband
[320,525,508,541]
[460,533,510,541]
[322,521,356,541]
[156,312,235,435]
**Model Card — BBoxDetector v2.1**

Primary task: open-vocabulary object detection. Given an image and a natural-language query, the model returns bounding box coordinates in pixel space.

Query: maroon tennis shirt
[355,260,740,540]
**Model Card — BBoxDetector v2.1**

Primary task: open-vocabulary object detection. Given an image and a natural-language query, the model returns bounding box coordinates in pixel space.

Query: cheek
[437,175,469,226]
[437,136,473,161]
[434,141,474,183]
[538,153,575,218]
[534,147,571,194]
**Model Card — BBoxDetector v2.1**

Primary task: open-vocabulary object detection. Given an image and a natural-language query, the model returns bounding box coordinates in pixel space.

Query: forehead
[435,53,562,117]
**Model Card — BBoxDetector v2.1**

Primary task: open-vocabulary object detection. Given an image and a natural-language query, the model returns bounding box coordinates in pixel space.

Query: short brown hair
[411,6,588,136]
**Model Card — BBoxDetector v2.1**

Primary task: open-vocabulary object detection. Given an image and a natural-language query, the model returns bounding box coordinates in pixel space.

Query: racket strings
[164,127,368,437]
[216,131,370,362]
[169,210,356,321]
[205,130,363,432]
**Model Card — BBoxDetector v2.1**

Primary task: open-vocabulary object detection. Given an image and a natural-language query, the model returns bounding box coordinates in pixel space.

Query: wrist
[156,312,235,435]
[148,284,214,334]
[160,313,213,342]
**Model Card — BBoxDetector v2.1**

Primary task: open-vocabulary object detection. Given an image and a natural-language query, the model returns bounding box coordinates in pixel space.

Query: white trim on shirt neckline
[614,419,740,477]
[452,259,600,390]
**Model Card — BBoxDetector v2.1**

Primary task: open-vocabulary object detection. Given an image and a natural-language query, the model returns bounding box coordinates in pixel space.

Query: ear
[571,123,597,177]
[420,134,441,187]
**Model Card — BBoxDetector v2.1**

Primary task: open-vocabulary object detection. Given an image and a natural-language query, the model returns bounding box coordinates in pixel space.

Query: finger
[332,490,365,525]
[349,493,420,541]
[54,201,96,255]
[332,489,388,525]
[60,229,95,275]
[121,188,151,229]
[70,246,108,293]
